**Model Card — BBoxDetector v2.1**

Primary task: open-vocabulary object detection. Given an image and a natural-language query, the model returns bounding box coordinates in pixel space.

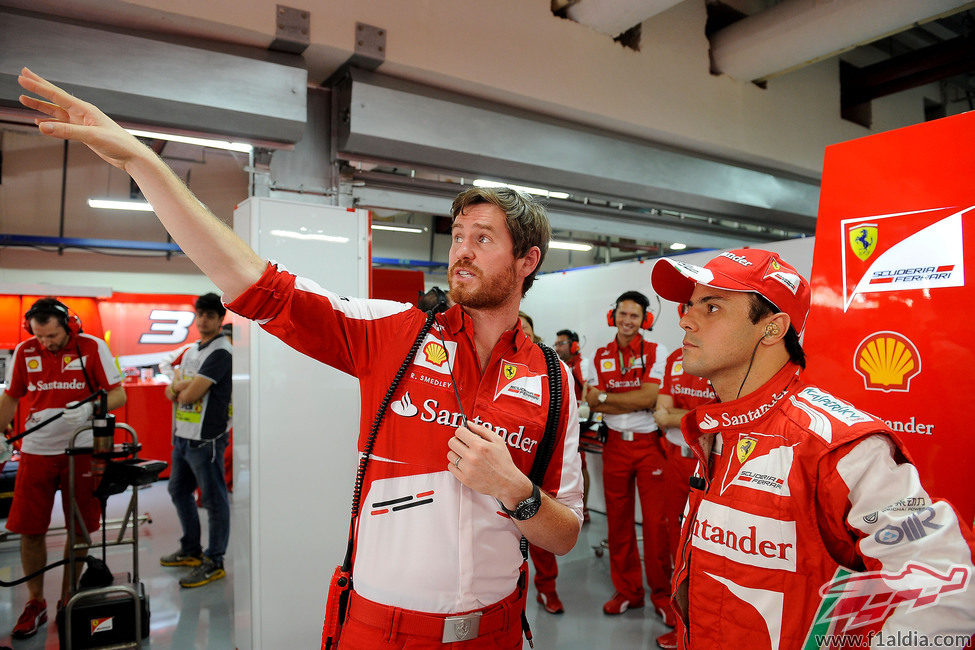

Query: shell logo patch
[600,358,616,372]
[423,342,447,367]
[494,359,543,406]
[412,334,458,376]
[854,331,921,393]
[849,224,878,261]
[26,356,42,373]
[672,361,683,375]
[736,436,757,464]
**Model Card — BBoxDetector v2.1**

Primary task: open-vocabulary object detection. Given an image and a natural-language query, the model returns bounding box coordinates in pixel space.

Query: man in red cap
[650,249,975,649]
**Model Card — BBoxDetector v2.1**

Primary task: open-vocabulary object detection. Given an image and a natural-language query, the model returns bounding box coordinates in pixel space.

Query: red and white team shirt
[227,263,583,614]
[590,335,666,433]
[4,333,123,455]
[672,363,975,649]
[659,348,715,448]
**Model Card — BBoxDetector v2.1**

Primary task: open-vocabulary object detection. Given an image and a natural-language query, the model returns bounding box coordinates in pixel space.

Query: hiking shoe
[602,593,644,615]
[657,630,679,648]
[160,550,203,567]
[179,558,226,588]
[536,591,565,614]
[12,598,47,639]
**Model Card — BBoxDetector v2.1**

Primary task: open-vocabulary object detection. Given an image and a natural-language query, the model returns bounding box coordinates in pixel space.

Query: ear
[516,246,542,280]
[760,313,790,345]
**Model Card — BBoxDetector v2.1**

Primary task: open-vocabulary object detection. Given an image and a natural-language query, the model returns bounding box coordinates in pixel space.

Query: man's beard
[448,261,519,309]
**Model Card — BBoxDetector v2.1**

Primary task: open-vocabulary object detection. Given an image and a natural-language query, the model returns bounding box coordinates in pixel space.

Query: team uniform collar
[607,334,643,355]
[693,362,802,434]
[440,304,530,352]
[37,332,76,357]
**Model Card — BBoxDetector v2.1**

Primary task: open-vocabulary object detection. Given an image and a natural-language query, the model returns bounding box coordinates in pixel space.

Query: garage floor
[1,482,666,649]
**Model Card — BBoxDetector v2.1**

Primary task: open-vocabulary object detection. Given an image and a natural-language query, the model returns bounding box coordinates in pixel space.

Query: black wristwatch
[498,483,541,521]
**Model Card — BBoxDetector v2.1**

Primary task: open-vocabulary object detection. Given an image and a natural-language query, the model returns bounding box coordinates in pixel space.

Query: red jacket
[673,363,975,649]
[227,263,583,614]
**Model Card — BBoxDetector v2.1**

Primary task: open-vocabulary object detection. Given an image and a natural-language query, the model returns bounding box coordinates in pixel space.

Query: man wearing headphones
[0,298,125,639]
[586,291,672,624]
[554,329,589,404]
[650,249,975,648]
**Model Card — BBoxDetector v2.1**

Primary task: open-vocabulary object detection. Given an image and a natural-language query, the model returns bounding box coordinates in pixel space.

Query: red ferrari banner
[805,111,975,522]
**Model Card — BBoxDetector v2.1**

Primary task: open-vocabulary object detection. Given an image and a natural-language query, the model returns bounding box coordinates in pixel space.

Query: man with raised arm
[18,68,582,648]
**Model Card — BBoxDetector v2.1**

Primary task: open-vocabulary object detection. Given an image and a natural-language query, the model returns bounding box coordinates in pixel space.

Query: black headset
[24,298,83,335]
[23,297,94,392]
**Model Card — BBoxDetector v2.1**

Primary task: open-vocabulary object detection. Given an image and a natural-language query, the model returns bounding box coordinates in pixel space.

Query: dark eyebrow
[691,294,727,306]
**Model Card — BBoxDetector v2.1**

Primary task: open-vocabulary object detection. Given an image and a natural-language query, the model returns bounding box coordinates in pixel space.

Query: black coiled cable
[341,288,449,571]
[348,311,438,521]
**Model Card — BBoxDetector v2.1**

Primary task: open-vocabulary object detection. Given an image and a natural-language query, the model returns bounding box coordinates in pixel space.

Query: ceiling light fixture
[270,229,349,244]
[473,179,570,200]
[87,198,154,212]
[550,240,593,252]
[670,242,687,250]
[126,128,254,153]
[371,224,426,234]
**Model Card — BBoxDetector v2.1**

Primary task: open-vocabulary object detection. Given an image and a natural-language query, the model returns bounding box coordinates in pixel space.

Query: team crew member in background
[651,328,715,650]
[17,69,582,648]
[0,298,125,639]
[586,291,672,624]
[160,293,232,588]
[650,249,975,649]
[554,329,594,523]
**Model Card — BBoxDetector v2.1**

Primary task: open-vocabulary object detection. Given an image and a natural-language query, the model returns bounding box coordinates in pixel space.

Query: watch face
[516,499,541,520]
[513,484,541,520]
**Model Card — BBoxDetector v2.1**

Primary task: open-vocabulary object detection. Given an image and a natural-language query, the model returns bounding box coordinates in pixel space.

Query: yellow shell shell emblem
[423,341,448,366]
[854,331,920,392]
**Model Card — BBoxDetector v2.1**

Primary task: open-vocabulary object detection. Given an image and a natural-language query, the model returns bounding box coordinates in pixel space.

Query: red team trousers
[602,429,671,609]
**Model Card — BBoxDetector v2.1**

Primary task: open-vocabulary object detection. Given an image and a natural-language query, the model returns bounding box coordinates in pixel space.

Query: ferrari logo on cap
[736,436,757,463]
[849,224,878,262]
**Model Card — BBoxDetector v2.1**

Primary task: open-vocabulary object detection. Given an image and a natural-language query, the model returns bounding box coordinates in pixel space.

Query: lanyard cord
[618,339,645,375]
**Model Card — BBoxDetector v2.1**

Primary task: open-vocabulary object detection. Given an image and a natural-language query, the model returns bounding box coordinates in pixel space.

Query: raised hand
[17,67,149,172]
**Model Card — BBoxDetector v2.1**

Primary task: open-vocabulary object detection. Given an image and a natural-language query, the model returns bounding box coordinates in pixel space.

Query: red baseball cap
[650,249,811,335]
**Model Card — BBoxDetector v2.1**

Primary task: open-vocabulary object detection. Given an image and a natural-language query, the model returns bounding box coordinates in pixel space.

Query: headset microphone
[418,287,449,315]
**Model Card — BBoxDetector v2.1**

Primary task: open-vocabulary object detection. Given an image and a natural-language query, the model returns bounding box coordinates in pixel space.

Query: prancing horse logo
[849,224,878,261]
